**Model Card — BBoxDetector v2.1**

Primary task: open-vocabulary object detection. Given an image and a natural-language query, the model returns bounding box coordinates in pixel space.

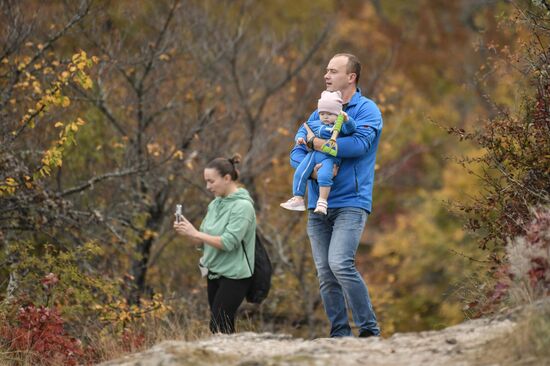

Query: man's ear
[348,73,357,83]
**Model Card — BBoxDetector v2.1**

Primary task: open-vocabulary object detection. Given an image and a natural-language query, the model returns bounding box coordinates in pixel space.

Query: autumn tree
[0,0,98,301]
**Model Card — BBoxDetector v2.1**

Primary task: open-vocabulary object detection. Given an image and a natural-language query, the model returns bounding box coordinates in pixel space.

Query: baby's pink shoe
[280,196,306,211]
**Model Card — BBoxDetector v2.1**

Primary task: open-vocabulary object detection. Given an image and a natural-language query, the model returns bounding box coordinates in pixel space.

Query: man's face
[324,56,351,92]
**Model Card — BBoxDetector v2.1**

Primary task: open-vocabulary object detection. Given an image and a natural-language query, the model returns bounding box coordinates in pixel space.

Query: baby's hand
[341,111,349,122]
[296,137,306,145]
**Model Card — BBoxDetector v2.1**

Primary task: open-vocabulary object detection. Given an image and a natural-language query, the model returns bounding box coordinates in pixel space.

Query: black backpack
[242,231,272,304]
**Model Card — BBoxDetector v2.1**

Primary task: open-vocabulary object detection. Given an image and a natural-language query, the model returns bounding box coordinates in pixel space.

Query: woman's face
[204,168,231,197]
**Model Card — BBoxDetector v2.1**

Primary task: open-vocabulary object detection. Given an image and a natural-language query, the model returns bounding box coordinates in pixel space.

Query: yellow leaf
[40,166,51,177]
[277,127,290,136]
[54,122,64,128]
[61,97,70,107]
[82,76,93,89]
[144,229,158,240]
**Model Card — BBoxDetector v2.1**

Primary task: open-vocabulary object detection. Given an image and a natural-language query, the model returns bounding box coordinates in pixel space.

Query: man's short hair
[333,53,361,85]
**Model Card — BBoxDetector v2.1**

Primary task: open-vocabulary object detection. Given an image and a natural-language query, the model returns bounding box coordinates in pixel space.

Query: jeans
[307,207,380,337]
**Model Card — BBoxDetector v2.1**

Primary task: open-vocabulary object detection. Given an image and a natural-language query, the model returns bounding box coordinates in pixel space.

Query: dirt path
[100,313,543,366]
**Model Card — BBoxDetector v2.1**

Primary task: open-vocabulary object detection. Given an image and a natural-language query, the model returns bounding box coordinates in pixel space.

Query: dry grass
[510,301,550,364]
[87,306,216,363]
[478,300,550,366]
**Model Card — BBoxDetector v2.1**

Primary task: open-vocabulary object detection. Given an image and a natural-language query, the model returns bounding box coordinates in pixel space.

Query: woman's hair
[205,153,241,181]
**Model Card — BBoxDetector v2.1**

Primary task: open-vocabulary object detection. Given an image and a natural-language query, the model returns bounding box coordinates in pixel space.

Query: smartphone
[175,204,183,223]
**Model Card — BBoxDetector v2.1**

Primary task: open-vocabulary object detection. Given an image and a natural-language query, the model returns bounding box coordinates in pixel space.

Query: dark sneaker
[359,329,377,338]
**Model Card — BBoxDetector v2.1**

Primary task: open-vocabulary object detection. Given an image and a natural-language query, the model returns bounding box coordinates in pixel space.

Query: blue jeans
[307,207,380,337]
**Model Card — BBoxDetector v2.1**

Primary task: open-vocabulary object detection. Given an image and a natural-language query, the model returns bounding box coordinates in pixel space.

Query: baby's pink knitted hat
[317,90,343,115]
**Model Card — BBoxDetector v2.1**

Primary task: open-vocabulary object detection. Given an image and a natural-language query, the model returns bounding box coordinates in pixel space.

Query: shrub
[507,206,550,304]
[0,304,83,366]
[451,0,550,314]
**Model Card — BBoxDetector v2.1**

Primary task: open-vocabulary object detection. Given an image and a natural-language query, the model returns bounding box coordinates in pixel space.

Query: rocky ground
[99,306,548,366]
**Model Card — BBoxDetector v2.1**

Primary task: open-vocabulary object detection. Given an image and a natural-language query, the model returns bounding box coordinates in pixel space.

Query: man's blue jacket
[290,89,383,213]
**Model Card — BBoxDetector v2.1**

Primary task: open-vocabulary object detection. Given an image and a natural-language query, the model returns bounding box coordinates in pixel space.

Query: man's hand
[303,123,315,142]
[310,163,339,180]
[296,137,306,145]
[341,111,349,122]
[303,122,330,152]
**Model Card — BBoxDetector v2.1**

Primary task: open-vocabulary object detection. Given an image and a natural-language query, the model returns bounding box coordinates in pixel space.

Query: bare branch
[61,166,147,197]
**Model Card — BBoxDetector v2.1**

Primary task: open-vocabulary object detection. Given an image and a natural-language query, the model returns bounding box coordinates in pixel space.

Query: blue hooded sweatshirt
[290,89,383,213]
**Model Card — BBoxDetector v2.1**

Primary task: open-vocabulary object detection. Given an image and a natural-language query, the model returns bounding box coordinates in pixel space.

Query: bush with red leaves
[0,304,83,366]
[508,207,550,296]
[450,2,550,316]
[121,328,146,352]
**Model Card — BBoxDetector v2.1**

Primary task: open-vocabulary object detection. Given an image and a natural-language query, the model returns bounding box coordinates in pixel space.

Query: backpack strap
[241,239,253,277]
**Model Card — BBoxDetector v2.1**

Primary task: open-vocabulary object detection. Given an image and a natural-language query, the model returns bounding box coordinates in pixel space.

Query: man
[289,53,382,337]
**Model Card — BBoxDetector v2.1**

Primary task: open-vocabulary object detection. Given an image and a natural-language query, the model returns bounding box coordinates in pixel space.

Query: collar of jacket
[312,89,363,116]
[347,88,363,108]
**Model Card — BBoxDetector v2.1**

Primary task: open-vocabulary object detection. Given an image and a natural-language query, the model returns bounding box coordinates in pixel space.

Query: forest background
[1,0,548,364]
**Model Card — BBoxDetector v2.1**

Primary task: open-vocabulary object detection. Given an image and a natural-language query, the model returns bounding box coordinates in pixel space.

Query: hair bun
[229,153,242,165]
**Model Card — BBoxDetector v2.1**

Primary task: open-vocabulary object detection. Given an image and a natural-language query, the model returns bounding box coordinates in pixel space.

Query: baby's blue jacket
[296,118,357,141]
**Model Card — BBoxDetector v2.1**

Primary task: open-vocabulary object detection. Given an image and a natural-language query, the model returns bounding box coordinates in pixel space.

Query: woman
[173,154,256,334]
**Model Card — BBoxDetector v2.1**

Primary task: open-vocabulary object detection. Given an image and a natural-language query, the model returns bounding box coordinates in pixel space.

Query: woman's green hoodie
[199,188,256,279]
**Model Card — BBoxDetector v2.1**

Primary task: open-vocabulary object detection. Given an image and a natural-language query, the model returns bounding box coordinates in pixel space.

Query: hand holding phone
[175,204,183,223]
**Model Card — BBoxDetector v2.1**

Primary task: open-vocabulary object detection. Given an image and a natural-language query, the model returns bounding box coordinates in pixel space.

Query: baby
[280,90,356,214]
